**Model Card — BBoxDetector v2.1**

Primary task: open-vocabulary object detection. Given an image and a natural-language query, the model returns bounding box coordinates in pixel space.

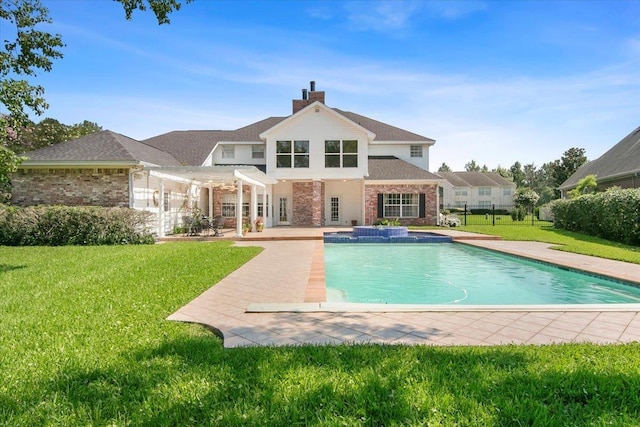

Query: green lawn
[460,224,640,264]
[2,242,640,425]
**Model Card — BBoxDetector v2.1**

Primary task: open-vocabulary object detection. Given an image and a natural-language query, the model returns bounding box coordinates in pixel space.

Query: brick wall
[292,181,325,226]
[364,183,438,226]
[210,186,252,228]
[11,168,130,207]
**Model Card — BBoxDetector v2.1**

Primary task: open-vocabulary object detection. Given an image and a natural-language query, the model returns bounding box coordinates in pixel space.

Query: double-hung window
[222,145,235,159]
[276,140,309,168]
[325,140,358,168]
[221,194,249,218]
[410,145,423,158]
[383,193,418,218]
[252,145,264,159]
[478,187,491,196]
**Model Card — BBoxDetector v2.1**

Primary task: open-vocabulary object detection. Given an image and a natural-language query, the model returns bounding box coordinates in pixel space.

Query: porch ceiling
[145,165,277,188]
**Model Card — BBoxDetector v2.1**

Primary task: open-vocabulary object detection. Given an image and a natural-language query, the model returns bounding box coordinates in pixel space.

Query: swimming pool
[324,243,640,305]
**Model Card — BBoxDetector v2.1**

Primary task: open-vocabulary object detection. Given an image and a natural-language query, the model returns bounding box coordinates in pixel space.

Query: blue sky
[18,0,640,171]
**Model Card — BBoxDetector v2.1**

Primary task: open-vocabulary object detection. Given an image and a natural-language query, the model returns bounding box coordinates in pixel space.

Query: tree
[8,118,102,154]
[118,0,192,24]
[551,147,587,189]
[67,120,102,140]
[437,163,452,172]
[509,161,525,187]
[492,165,512,180]
[465,160,481,172]
[1,0,185,201]
[569,174,597,198]
[514,188,540,208]
[1,0,65,143]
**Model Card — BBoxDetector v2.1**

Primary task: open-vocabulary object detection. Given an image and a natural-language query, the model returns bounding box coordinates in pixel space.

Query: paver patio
[167,228,640,347]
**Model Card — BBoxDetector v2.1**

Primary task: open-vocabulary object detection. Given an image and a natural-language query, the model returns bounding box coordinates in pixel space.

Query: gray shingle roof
[366,156,441,180]
[437,171,515,187]
[334,109,435,142]
[22,130,181,166]
[143,109,435,166]
[143,117,285,165]
[559,126,640,190]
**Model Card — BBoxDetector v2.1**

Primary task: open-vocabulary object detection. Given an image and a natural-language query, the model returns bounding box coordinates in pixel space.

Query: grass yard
[462,224,640,264]
[1,241,640,425]
[415,222,640,265]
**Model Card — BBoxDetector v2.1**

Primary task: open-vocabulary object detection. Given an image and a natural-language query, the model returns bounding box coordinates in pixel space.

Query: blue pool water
[324,243,640,305]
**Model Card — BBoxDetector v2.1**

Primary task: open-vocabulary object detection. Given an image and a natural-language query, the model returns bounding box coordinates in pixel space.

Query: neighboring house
[558,126,640,197]
[437,171,516,210]
[13,82,442,236]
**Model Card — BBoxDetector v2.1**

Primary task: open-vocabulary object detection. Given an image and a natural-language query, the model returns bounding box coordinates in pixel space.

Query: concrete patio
[167,228,640,347]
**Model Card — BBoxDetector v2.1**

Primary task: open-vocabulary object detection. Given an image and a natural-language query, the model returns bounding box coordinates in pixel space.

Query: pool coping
[168,229,640,347]
[247,302,640,313]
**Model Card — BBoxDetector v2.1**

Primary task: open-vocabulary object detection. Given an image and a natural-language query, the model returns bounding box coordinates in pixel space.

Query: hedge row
[0,205,155,246]
[550,188,640,245]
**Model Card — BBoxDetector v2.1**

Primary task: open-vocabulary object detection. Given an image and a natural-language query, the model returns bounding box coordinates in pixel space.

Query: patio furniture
[211,215,225,237]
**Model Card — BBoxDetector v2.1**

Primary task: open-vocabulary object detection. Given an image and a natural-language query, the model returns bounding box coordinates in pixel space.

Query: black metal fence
[441,204,554,227]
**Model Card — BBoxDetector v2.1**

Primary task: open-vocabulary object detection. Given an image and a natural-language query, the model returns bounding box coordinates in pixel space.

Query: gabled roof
[143,106,435,166]
[366,156,441,180]
[143,117,286,166]
[259,102,375,140]
[334,109,435,143]
[559,126,640,190]
[437,171,515,187]
[21,130,181,166]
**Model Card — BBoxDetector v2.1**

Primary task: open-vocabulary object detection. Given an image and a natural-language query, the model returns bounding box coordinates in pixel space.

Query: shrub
[469,208,509,215]
[550,188,640,245]
[374,218,401,226]
[0,204,155,246]
[510,207,526,221]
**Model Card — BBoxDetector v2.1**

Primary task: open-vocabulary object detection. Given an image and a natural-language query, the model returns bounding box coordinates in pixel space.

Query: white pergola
[144,165,277,237]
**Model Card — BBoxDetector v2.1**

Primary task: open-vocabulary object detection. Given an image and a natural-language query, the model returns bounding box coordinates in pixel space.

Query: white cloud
[343,0,422,33]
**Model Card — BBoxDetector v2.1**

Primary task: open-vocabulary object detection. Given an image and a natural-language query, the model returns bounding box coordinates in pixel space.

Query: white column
[260,186,266,227]
[250,184,258,230]
[186,183,192,211]
[158,179,165,237]
[208,187,213,217]
[236,179,244,237]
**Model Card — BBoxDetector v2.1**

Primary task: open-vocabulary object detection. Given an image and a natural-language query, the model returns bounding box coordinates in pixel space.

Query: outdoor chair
[211,215,225,237]
[182,215,196,236]
[200,215,211,235]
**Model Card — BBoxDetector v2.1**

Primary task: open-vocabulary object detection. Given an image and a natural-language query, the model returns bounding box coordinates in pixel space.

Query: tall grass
[1,242,640,425]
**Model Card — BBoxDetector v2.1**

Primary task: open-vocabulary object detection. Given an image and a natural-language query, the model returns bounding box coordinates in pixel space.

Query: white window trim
[222,145,235,159]
[252,145,265,159]
[383,193,418,218]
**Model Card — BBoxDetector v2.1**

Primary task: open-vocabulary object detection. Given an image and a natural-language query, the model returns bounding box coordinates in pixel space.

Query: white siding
[324,180,363,226]
[265,108,369,180]
[132,172,188,234]
[368,143,430,170]
[212,143,266,167]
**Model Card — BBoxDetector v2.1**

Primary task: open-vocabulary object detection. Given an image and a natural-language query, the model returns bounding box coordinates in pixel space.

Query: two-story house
[12,82,442,236]
[437,171,516,211]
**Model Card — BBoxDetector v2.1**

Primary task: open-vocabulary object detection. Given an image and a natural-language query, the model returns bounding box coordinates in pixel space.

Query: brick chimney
[292,81,326,114]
